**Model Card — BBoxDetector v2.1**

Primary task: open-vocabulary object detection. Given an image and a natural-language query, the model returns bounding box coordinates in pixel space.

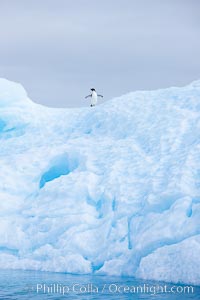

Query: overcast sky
[0,0,200,107]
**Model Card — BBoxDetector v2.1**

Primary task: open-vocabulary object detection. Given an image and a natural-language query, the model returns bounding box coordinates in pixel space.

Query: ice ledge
[0,78,34,108]
[1,78,200,109]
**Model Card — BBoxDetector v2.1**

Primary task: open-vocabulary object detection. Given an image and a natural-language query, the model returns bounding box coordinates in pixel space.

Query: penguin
[85,88,103,107]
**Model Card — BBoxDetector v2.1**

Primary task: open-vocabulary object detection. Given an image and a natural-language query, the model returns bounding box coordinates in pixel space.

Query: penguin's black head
[91,88,96,91]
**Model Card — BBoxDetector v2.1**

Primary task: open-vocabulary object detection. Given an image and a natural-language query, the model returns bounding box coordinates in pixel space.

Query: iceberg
[0,78,200,285]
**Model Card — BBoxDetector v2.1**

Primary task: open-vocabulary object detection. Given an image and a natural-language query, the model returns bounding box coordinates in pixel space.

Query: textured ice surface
[0,78,200,285]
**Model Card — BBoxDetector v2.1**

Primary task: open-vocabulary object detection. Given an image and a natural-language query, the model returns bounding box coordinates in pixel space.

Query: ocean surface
[0,270,199,299]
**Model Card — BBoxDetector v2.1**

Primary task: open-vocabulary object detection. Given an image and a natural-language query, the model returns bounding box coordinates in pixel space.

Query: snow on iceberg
[0,78,200,285]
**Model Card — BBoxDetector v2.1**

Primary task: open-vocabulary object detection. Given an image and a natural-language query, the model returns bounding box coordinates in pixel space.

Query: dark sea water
[0,270,199,300]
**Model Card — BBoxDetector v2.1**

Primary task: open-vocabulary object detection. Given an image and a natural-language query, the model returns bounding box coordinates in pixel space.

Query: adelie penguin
[85,88,103,107]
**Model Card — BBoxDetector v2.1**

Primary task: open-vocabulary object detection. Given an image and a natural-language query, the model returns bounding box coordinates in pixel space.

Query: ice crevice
[39,153,80,188]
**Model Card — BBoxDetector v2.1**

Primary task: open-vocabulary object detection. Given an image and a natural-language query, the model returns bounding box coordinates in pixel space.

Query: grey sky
[0,0,200,107]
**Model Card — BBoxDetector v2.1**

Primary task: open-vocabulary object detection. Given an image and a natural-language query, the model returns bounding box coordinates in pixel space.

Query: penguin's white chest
[91,91,98,105]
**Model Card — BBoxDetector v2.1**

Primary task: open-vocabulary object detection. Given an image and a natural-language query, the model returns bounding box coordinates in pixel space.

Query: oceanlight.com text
[33,283,195,296]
